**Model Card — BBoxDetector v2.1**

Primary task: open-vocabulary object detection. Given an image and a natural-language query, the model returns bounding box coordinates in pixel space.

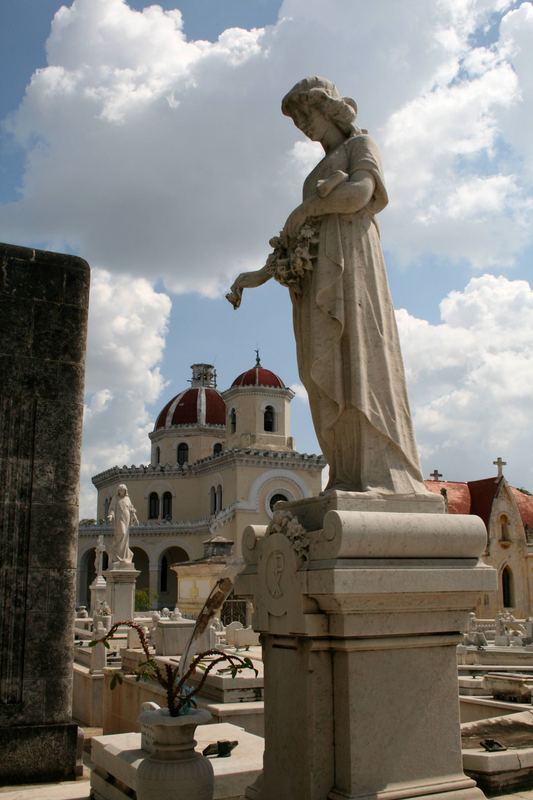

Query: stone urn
[136,702,214,800]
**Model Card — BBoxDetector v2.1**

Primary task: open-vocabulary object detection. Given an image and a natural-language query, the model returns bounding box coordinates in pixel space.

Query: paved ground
[0,779,91,800]
[1,721,532,800]
[2,777,533,799]
[2,779,533,800]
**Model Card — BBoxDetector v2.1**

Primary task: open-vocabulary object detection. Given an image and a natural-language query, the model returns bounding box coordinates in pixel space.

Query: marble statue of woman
[106,484,138,568]
[227,76,427,494]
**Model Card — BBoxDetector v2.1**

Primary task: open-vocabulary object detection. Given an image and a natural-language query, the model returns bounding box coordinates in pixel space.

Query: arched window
[500,514,510,541]
[213,443,222,456]
[264,405,275,432]
[160,555,168,592]
[148,492,159,519]
[216,484,223,512]
[269,492,288,512]
[502,566,513,608]
[162,491,172,520]
[210,486,216,515]
[155,446,160,465]
[230,408,237,434]
[177,443,189,465]
[104,497,110,517]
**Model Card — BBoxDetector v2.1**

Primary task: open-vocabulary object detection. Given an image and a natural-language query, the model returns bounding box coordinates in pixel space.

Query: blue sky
[2,0,533,515]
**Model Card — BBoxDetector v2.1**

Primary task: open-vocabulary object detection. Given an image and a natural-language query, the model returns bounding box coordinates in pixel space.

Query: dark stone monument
[0,242,90,783]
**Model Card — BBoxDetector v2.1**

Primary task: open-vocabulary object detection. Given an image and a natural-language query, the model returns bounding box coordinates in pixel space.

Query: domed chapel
[77,358,325,607]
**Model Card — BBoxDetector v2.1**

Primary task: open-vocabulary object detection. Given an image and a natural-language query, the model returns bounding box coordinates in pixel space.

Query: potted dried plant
[90,620,257,800]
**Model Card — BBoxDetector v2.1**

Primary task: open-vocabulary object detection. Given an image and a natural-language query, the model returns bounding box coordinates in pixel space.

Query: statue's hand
[316,170,349,198]
[226,283,242,309]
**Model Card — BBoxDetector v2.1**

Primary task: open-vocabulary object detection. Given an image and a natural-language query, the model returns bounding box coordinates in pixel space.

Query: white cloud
[79,268,171,517]
[3,0,533,292]
[290,382,308,401]
[3,0,533,509]
[397,274,533,489]
[380,51,532,268]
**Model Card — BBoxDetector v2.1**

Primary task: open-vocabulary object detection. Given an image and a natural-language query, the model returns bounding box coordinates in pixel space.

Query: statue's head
[281,76,359,137]
[117,483,128,497]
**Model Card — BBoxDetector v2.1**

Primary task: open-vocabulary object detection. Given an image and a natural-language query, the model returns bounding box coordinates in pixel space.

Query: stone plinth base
[104,568,140,624]
[0,722,81,784]
[90,722,263,800]
[237,495,496,800]
[461,709,533,793]
[464,749,533,795]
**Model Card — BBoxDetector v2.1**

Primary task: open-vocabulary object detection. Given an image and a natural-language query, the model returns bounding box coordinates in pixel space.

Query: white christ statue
[107,483,138,568]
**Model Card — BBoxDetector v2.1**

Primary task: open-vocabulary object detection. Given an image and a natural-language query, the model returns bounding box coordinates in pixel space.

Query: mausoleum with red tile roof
[425,466,533,617]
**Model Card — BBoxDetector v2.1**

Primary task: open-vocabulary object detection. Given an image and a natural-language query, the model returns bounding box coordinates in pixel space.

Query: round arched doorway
[158,546,189,608]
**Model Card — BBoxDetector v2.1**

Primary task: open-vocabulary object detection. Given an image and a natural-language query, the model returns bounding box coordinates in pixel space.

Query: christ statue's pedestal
[105,566,140,625]
[236,493,496,800]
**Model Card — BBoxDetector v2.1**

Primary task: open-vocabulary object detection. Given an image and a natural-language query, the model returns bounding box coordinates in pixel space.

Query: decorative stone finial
[190,363,217,388]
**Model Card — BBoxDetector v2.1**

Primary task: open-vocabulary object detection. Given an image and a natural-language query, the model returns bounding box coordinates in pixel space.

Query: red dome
[232,365,285,389]
[154,387,226,431]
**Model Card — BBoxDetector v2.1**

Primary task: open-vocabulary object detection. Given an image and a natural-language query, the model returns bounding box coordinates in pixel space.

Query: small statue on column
[90,534,107,617]
[94,534,106,577]
[107,483,139,569]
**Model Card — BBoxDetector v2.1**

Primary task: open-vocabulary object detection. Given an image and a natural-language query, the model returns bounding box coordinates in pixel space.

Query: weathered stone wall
[0,242,90,783]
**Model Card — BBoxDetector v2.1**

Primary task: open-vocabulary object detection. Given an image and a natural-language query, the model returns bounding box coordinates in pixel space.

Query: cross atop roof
[493,456,507,479]
[430,469,443,481]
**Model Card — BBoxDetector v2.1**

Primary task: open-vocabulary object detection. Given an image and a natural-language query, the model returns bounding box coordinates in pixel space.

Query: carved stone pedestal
[236,493,496,800]
[105,568,140,624]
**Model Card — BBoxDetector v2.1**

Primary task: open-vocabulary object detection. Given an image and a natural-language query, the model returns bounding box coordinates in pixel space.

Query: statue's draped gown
[291,133,426,493]
[109,495,135,564]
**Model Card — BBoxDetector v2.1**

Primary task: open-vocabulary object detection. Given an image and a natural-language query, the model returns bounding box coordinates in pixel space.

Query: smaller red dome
[232,365,285,389]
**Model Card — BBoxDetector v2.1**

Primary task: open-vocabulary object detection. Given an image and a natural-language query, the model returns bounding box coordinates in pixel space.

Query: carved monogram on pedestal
[258,533,299,619]
[266,551,285,599]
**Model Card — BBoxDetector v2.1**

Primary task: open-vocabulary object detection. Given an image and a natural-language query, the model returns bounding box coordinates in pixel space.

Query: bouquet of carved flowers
[267,218,320,295]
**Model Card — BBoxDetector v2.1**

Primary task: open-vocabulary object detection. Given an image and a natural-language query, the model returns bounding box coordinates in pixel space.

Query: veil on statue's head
[281,75,361,136]
[117,483,128,496]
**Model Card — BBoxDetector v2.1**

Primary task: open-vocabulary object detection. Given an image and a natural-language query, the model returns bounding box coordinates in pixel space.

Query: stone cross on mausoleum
[493,456,507,479]
[430,469,443,481]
